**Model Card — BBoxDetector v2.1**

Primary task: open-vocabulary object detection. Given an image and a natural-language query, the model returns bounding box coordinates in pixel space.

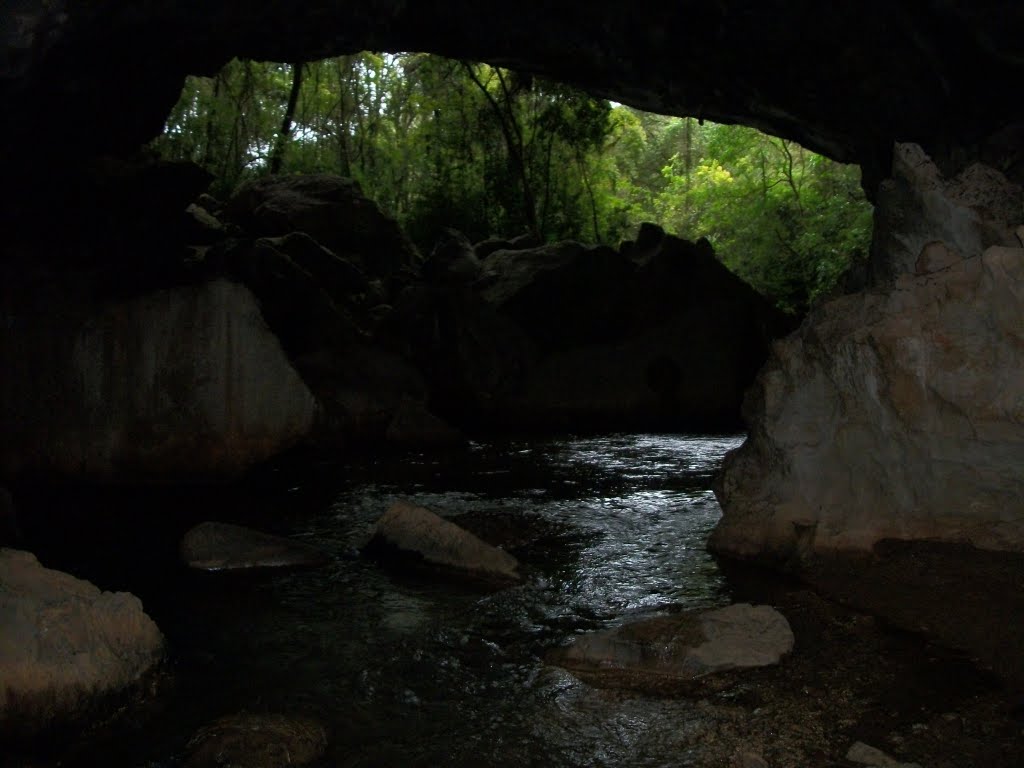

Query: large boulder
[712,148,1024,562]
[0,549,164,737]
[0,278,316,482]
[549,603,794,688]
[223,174,420,281]
[180,522,329,571]
[366,499,521,583]
[476,235,794,431]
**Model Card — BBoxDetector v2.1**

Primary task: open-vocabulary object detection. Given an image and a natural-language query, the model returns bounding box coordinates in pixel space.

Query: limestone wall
[712,145,1024,560]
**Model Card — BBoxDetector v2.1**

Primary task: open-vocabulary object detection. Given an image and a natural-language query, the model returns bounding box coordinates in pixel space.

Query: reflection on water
[58,434,747,767]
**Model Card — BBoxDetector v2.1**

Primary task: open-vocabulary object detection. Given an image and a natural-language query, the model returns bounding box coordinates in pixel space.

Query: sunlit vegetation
[153,54,872,314]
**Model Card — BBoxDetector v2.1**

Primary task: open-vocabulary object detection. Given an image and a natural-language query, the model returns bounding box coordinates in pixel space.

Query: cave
[1,3,1023,766]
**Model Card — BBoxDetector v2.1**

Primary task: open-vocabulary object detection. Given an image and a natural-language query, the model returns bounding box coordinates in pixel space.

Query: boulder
[184,713,327,768]
[549,603,793,687]
[0,278,317,482]
[180,522,329,571]
[475,234,793,432]
[0,549,164,737]
[712,155,1024,560]
[366,499,520,582]
[222,174,419,280]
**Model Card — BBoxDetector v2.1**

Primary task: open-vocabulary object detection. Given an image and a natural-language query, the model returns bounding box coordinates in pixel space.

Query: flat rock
[549,603,793,687]
[0,548,164,736]
[181,521,329,571]
[184,712,327,768]
[366,499,520,583]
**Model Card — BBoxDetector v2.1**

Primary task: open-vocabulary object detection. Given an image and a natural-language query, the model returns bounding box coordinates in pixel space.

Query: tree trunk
[270,62,305,174]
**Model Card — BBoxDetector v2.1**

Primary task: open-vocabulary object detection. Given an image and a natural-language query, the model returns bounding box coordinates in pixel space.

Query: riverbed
[12,434,1023,767]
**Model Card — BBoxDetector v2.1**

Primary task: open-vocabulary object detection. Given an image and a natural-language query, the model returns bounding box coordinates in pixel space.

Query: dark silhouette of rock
[223,174,419,280]
[473,237,513,260]
[385,398,467,448]
[0,549,164,738]
[366,499,521,583]
[376,284,536,427]
[180,522,329,571]
[474,233,793,431]
[423,228,482,285]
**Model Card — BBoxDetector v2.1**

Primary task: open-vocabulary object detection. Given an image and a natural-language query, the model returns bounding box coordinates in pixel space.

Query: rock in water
[549,603,793,687]
[184,713,327,768]
[0,548,164,737]
[846,741,923,768]
[367,499,520,583]
[181,522,329,571]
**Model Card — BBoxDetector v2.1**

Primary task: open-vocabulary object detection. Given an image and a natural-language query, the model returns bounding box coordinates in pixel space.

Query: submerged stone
[549,603,793,687]
[180,521,329,571]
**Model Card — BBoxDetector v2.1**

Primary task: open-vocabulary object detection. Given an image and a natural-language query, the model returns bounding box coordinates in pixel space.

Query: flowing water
[30,434,749,767]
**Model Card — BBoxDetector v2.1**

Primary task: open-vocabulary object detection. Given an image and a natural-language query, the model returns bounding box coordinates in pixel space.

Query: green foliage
[153,54,872,313]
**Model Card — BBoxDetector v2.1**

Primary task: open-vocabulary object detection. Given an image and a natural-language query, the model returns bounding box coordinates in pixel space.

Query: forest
[153,53,873,315]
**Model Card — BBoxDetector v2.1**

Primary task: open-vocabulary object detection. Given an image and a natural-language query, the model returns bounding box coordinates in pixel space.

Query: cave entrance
[153,53,874,318]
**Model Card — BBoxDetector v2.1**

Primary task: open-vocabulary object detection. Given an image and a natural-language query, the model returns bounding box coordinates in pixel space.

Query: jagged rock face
[3,2,1024,197]
[711,146,1024,561]
[0,279,316,482]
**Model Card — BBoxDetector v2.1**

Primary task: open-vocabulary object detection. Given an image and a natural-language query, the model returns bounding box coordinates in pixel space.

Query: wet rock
[0,548,164,737]
[846,741,923,768]
[180,522,329,571]
[184,712,327,768]
[550,603,793,687]
[385,398,467,448]
[366,499,520,583]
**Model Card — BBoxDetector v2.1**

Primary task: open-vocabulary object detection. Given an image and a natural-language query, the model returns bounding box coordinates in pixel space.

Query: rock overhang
[4,1,1024,197]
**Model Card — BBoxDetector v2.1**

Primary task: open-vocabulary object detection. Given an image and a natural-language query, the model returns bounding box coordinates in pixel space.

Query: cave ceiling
[3,1,1024,191]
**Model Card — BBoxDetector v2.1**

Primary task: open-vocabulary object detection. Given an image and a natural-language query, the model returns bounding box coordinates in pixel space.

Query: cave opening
[2,5,1023,766]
